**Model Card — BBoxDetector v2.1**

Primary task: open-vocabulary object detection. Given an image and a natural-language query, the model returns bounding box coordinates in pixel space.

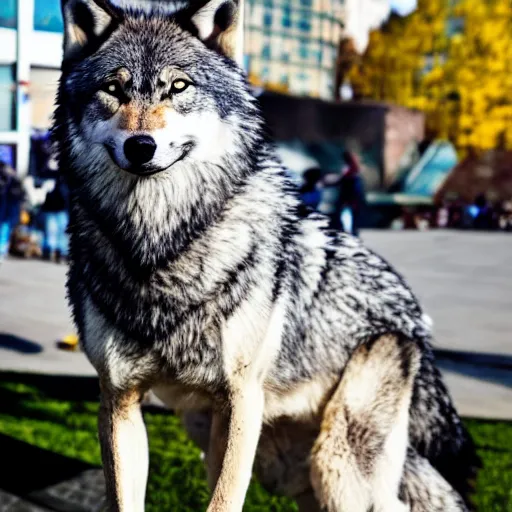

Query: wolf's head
[57,0,261,179]
[56,0,268,266]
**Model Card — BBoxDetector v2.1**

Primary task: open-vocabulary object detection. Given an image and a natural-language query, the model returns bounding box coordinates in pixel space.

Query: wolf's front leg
[81,304,151,512]
[98,379,149,512]
[206,382,264,512]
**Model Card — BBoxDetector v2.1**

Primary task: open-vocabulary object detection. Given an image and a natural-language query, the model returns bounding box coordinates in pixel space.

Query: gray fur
[54,1,478,510]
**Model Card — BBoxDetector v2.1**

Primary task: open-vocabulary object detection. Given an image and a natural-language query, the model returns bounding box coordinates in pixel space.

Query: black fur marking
[344,405,384,477]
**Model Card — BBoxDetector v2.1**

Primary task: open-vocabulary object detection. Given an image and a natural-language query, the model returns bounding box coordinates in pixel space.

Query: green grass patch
[0,374,510,511]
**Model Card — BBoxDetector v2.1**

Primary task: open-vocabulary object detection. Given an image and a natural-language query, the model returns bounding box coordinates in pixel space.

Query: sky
[390,0,417,15]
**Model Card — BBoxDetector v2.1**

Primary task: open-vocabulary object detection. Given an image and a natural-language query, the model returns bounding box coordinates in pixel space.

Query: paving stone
[0,489,51,512]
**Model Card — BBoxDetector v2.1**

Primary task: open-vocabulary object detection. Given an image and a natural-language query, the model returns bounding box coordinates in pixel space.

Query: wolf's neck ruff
[67,138,294,347]
[70,149,261,268]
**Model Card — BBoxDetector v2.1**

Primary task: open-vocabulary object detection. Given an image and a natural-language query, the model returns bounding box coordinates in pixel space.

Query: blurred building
[0,0,62,175]
[244,0,344,99]
[244,0,390,99]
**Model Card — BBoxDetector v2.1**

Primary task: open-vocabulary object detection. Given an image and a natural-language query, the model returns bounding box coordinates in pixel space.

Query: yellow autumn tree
[350,0,512,152]
[349,0,449,106]
[436,0,512,150]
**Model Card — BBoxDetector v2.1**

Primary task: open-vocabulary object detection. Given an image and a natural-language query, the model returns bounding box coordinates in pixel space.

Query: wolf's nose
[124,135,157,165]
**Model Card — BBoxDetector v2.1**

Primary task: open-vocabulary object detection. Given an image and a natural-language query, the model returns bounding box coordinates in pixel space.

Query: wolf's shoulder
[322,230,425,318]
[292,222,432,344]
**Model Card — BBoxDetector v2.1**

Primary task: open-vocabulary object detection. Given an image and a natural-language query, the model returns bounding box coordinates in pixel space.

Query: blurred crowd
[2,141,511,266]
[0,132,69,264]
[391,196,512,232]
[298,150,512,234]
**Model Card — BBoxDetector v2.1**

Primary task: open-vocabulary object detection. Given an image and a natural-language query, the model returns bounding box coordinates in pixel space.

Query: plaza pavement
[0,230,511,419]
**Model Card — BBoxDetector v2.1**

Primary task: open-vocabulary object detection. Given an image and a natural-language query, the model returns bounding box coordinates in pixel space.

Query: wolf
[54,0,479,510]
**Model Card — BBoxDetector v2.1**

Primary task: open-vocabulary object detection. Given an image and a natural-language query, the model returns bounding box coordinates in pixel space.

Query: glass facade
[0,0,63,175]
[245,0,344,99]
[0,0,16,132]
[0,65,16,131]
[0,0,17,28]
[0,0,16,29]
[0,0,63,32]
[34,0,63,32]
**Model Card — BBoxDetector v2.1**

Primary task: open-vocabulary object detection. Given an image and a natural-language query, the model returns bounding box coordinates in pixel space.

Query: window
[30,68,61,129]
[282,6,291,29]
[299,40,309,61]
[262,43,271,61]
[0,65,16,131]
[243,54,251,74]
[297,71,308,82]
[34,0,63,33]
[263,10,273,28]
[308,41,321,65]
[298,12,311,32]
[0,0,16,29]
[0,144,15,167]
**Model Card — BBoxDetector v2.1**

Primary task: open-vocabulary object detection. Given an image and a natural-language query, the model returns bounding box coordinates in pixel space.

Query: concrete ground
[0,257,94,377]
[0,230,511,419]
[365,230,512,420]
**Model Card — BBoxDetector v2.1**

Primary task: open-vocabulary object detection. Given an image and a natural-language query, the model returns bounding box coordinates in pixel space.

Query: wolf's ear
[61,0,122,62]
[184,0,244,64]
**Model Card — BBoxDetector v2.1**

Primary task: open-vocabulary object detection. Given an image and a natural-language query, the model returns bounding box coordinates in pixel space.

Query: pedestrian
[39,154,70,263]
[0,160,25,262]
[336,151,366,236]
[299,167,322,211]
[473,194,492,230]
[436,202,449,229]
[498,200,512,231]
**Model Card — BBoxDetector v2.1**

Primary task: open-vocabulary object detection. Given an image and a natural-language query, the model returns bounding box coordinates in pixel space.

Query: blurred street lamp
[339,82,354,101]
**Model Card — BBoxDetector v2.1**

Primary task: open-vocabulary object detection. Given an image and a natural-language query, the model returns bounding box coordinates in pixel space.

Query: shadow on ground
[0,333,43,354]
[0,374,105,511]
[0,372,100,401]
[434,349,512,389]
[0,434,102,510]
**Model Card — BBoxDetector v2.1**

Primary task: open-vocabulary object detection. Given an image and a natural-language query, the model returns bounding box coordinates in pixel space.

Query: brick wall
[259,92,425,191]
[383,105,425,187]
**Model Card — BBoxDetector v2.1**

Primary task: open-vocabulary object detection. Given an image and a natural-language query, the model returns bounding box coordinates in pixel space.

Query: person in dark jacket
[0,161,24,261]
[299,167,323,211]
[39,155,70,263]
[336,151,366,236]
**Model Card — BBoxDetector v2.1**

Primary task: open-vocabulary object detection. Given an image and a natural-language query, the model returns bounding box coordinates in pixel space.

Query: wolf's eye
[171,79,190,94]
[102,81,123,99]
